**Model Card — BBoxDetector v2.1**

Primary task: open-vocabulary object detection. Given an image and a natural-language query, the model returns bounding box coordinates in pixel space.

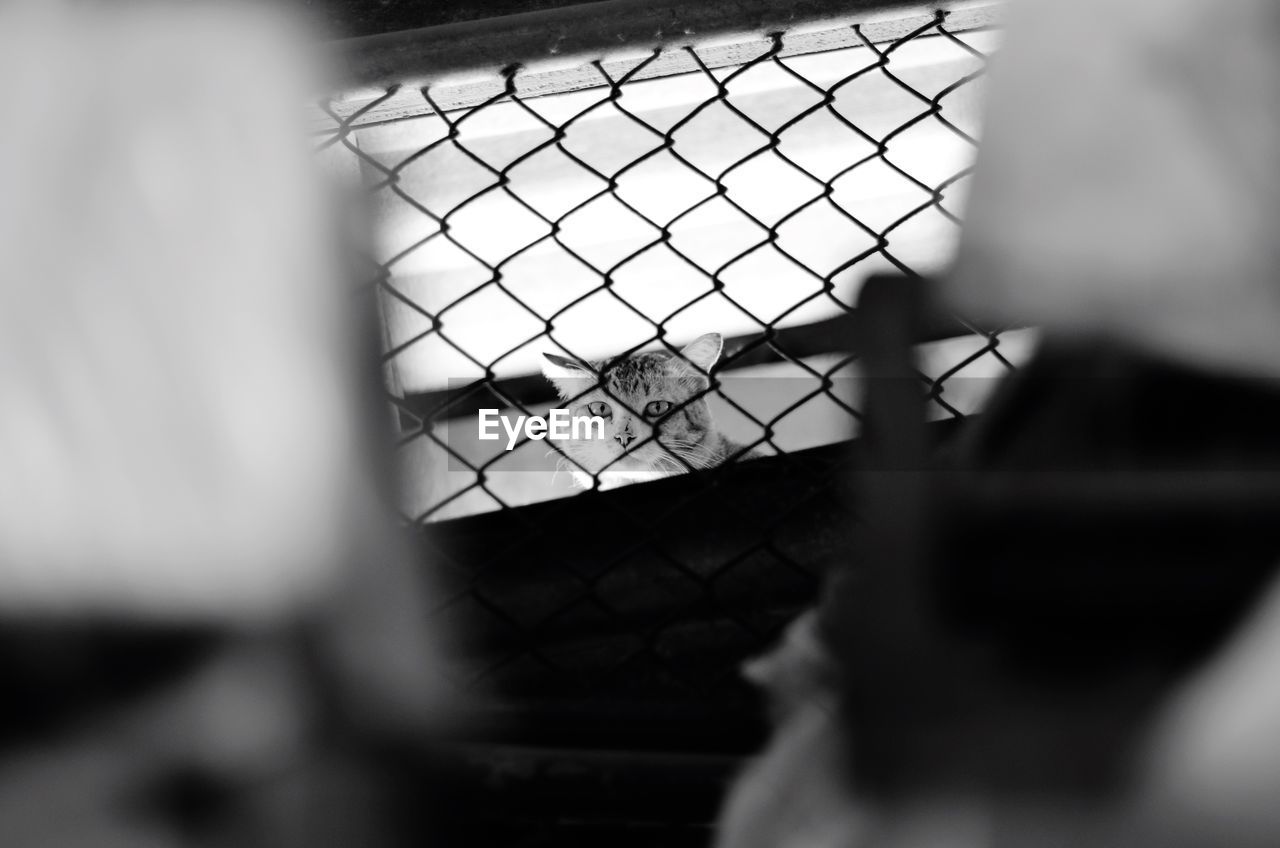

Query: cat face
[542,333,723,487]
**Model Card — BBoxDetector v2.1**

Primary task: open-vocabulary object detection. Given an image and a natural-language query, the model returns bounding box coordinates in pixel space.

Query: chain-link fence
[318,1,1022,754]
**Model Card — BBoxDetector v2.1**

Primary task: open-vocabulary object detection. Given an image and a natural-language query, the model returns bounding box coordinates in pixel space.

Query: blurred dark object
[319,0,847,41]
[321,0,613,38]
[826,275,1280,803]
[0,623,222,752]
[939,340,1280,665]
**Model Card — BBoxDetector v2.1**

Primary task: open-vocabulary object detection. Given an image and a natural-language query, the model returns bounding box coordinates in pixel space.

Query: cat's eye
[644,400,672,417]
[586,401,612,418]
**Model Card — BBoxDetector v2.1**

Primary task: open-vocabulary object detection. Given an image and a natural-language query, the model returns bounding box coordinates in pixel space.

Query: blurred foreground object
[714,612,867,848]
[0,3,448,846]
[722,0,1280,835]
[1142,571,1280,846]
[949,0,1280,377]
[0,0,357,620]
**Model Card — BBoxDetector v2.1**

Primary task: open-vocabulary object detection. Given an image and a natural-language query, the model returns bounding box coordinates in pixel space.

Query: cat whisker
[654,455,686,475]
[664,439,717,457]
[658,440,709,452]
[666,447,717,471]
[661,439,721,458]
[549,454,570,487]
[657,437,704,447]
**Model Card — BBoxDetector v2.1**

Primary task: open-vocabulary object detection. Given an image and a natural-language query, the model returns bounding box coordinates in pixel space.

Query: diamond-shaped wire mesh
[319,12,1025,709]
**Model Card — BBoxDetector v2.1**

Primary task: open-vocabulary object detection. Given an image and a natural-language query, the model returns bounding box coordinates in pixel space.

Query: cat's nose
[614,432,634,448]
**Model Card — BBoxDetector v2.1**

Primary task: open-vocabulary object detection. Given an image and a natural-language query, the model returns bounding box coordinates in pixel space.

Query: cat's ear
[679,333,723,374]
[542,352,595,401]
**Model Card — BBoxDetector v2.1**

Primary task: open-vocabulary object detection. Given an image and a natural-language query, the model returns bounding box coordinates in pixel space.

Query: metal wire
[319,10,1014,709]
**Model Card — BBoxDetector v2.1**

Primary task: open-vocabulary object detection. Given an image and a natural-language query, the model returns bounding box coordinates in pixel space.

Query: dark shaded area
[0,623,222,750]
[402,417,965,844]
[828,276,1280,803]
[329,0,924,97]
[426,437,864,753]
[315,0,614,39]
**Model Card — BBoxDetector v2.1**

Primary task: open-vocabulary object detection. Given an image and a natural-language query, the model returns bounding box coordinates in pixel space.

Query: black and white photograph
[4,0,1280,845]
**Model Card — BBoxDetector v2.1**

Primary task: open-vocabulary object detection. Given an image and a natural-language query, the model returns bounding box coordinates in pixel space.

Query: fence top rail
[322,0,1002,125]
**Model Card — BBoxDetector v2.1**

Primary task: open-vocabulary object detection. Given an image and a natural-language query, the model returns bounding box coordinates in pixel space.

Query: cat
[541,333,761,489]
